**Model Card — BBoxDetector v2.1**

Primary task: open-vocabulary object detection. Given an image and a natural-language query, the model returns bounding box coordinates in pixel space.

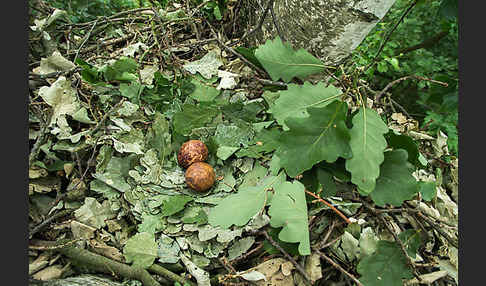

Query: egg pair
[177,140,215,192]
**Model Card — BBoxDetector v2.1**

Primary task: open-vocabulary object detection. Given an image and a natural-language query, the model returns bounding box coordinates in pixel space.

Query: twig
[148,263,196,286]
[58,246,161,286]
[29,209,73,239]
[413,212,458,248]
[254,230,311,283]
[314,250,364,286]
[231,242,264,265]
[363,203,422,280]
[269,1,285,42]
[304,190,351,224]
[375,75,449,101]
[228,0,274,47]
[29,122,49,167]
[206,20,267,76]
[364,0,418,72]
[389,96,411,118]
[74,19,99,62]
[313,219,336,249]
[320,234,342,249]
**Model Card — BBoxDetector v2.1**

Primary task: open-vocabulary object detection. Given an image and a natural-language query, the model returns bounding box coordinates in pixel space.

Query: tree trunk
[241,0,397,65]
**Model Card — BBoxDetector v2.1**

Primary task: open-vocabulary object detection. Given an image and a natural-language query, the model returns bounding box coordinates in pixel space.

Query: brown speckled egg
[185,162,215,192]
[177,140,209,169]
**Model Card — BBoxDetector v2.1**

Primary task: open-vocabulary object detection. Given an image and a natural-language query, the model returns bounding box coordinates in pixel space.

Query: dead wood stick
[315,250,364,286]
[256,230,312,283]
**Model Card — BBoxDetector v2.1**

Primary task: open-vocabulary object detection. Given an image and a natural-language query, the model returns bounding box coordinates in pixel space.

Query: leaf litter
[28,3,458,286]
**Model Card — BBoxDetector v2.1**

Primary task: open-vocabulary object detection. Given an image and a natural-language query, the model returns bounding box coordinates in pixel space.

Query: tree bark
[241,0,397,65]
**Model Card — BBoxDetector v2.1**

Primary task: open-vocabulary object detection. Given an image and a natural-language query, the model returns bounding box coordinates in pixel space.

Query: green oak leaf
[189,76,220,102]
[146,112,171,163]
[235,127,281,158]
[268,82,342,130]
[172,104,219,136]
[208,172,286,229]
[370,149,419,207]
[268,180,310,255]
[254,37,325,82]
[398,229,422,259]
[418,181,437,201]
[161,195,194,217]
[385,131,420,166]
[276,101,351,178]
[123,232,158,269]
[138,213,166,234]
[345,107,388,194]
[357,240,413,286]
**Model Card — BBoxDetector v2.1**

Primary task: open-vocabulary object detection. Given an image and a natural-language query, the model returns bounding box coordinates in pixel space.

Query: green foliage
[398,229,422,259]
[254,37,325,82]
[418,181,437,201]
[160,195,194,217]
[370,150,419,207]
[190,0,228,21]
[357,240,413,286]
[172,104,220,136]
[352,0,458,154]
[46,0,157,23]
[123,232,158,269]
[345,108,389,194]
[208,173,286,229]
[385,131,421,166]
[268,181,311,255]
[276,102,351,178]
[268,82,342,130]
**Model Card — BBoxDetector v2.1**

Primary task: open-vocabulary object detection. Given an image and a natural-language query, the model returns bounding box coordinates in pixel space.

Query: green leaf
[268,180,310,255]
[213,123,255,148]
[235,127,280,158]
[357,240,413,286]
[189,76,220,102]
[345,107,388,194]
[234,46,264,70]
[103,57,138,82]
[418,181,437,201]
[119,82,144,104]
[75,58,102,83]
[146,112,171,163]
[386,131,420,166]
[138,213,166,234]
[173,104,220,136]
[398,229,422,259]
[268,82,341,130]
[262,227,300,256]
[208,173,286,228]
[255,37,325,82]
[370,150,419,207]
[123,232,158,269]
[161,195,194,217]
[276,101,352,178]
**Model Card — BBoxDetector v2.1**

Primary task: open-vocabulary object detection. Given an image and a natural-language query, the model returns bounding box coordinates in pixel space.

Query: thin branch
[375,75,448,101]
[252,230,311,283]
[315,250,364,286]
[269,1,285,42]
[206,20,267,76]
[29,210,73,239]
[74,19,99,62]
[364,0,418,72]
[305,190,351,224]
[228,0,274,47]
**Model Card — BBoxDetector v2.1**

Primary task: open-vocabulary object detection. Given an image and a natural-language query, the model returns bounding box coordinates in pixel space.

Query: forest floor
[28,2,458,286]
